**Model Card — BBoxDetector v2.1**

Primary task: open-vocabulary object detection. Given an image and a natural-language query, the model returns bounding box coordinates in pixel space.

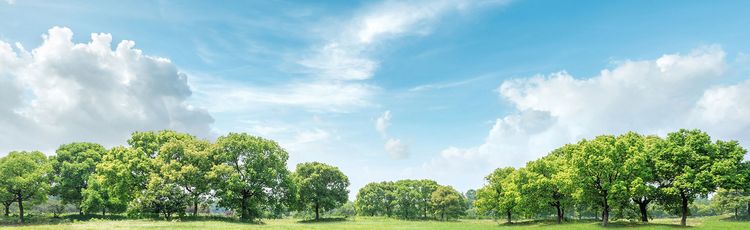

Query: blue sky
[2,0,750,196]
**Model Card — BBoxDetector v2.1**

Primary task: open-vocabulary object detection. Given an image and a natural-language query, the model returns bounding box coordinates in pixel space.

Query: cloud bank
[427,46,750,190]
[0,27,213,153]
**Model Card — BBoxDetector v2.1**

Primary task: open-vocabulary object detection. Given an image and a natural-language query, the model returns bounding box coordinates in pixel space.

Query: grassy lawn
[1,215,749,229]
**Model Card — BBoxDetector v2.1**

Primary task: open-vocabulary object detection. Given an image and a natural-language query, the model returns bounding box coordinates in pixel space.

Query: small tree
[474,167,519,223]
[293,162,350,221]
[0,151,51,223]
[430,186,465,221]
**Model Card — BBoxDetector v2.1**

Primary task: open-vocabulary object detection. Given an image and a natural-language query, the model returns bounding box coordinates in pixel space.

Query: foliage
[430,185,466,221]
[293,161,350,220]
[474,167,519,223]
[209,133,295,221]
[0,151,51,223]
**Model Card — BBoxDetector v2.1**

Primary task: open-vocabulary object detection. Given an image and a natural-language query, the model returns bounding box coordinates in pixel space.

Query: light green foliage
[474,167,519,223]
[0,151,51,223]
[520,145,575,223]
[430,185,466,221]
[354,181,397,217]
[711,188,748,219]
[50,142,105,213]
[155,137,212,216]
[293,162,350,220]
[209,133,295,221]
[654,129,732,226]
[391,179,440,219]
[80,174,127,215]
[90,146,146,210]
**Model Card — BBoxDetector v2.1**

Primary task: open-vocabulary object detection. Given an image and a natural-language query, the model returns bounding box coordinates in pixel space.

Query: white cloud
[385,138,409,159]
[300,0,511,81]
[375,110,391,137]
[5,0,14,5]
[0,27,213,153]
[427,46,750,192]
[374,110,409,159]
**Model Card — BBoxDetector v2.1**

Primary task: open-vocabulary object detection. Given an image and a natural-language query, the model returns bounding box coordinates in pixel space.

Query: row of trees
[0,131,350,223]
[473,129,748,226]
[355,180,466,221]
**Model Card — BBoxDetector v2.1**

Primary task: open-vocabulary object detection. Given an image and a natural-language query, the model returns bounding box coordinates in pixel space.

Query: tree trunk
[315,203,320,220]
[240,193,248,221]
[102,209,106,216]
[3,203,9,216]
[680,194,688,226]
[602,196,609,227]
[555,205,562,224]
[17,194,24,223]
[638,201,649,222]
[506,210,512,224]
[193,200,199,216]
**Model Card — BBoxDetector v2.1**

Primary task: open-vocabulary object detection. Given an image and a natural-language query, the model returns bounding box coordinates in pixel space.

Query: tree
[654,129,734,226]
[626,135,661,222]
[572,134,639,226]
[521,145,575,224]
[156,137,212,216]
[0,188,14,216]
[465,189,477,210]
[209,133,295,221]
[430,186,466,221]
[131,176,189,219]
[50,142,105,214]
[394,180,422,219]
[91,146,148,211]
[355,182,387,216]
[80,174,127,216]
[0,151,51,223]
[293,162,350,220]
[711,188,748,219]
[415,180,439,218]
[474,167,519,223]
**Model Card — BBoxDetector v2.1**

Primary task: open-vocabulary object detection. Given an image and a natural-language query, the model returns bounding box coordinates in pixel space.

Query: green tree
[0,151,51,223]
[474,167,519,223]
[80,174,127,216]
[0,188,14,216]
[572,134,639,226]
[209,133,295,221]
[521,145,575,224]
[91,146,148,210]
[156,137,212,216]
[394,180,421,219]
[654,129,736,226]
[50,142,105,214]
[626,135,662,222]
[711,188,748,219]
[131,176,189,219]
[293,162,350,220]
[355,182,387,216]
[430,185,466,221]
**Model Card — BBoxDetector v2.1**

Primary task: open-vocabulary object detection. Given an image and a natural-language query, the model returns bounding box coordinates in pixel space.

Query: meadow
[2,215,750,230]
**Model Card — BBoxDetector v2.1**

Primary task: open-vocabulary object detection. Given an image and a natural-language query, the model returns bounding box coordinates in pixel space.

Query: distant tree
[50,142,105,214]
[465,189,477,210]
[415,180,439,218]
[209,133,295,221]
[394,180,421,219]
[0,188,14,216]
[430,186,466,221]
[474,167,519,223]
[0,151,51,223]
[711,188,748,219]
[293,162,350,220]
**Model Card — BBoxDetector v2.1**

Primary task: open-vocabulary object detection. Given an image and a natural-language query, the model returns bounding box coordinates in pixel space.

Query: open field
[2,216,750,230]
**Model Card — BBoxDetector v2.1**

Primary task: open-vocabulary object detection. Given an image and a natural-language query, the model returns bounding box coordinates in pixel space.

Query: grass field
[1,215,750,229]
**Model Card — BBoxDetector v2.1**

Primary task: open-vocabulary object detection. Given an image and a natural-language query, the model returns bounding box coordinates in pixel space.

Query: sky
[1,0,750,198]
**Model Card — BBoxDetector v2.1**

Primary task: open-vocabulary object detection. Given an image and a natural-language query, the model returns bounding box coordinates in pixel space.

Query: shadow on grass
[719,216,750,222]
[498,219,690,228]
[298,217,349,224]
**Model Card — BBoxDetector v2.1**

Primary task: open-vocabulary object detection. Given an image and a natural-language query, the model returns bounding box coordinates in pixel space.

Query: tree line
[0,131,350,223]
[1,128,748,226]
[470,129,748,226]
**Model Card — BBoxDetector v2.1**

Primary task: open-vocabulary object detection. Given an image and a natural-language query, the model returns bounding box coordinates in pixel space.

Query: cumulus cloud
[427,46,750,191]
[0,27,213,153]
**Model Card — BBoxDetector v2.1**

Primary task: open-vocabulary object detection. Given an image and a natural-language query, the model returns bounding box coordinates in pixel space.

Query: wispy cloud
[409,73,493,92]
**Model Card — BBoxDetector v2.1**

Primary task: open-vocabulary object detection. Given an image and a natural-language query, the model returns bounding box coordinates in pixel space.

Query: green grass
[1,215,749,229]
